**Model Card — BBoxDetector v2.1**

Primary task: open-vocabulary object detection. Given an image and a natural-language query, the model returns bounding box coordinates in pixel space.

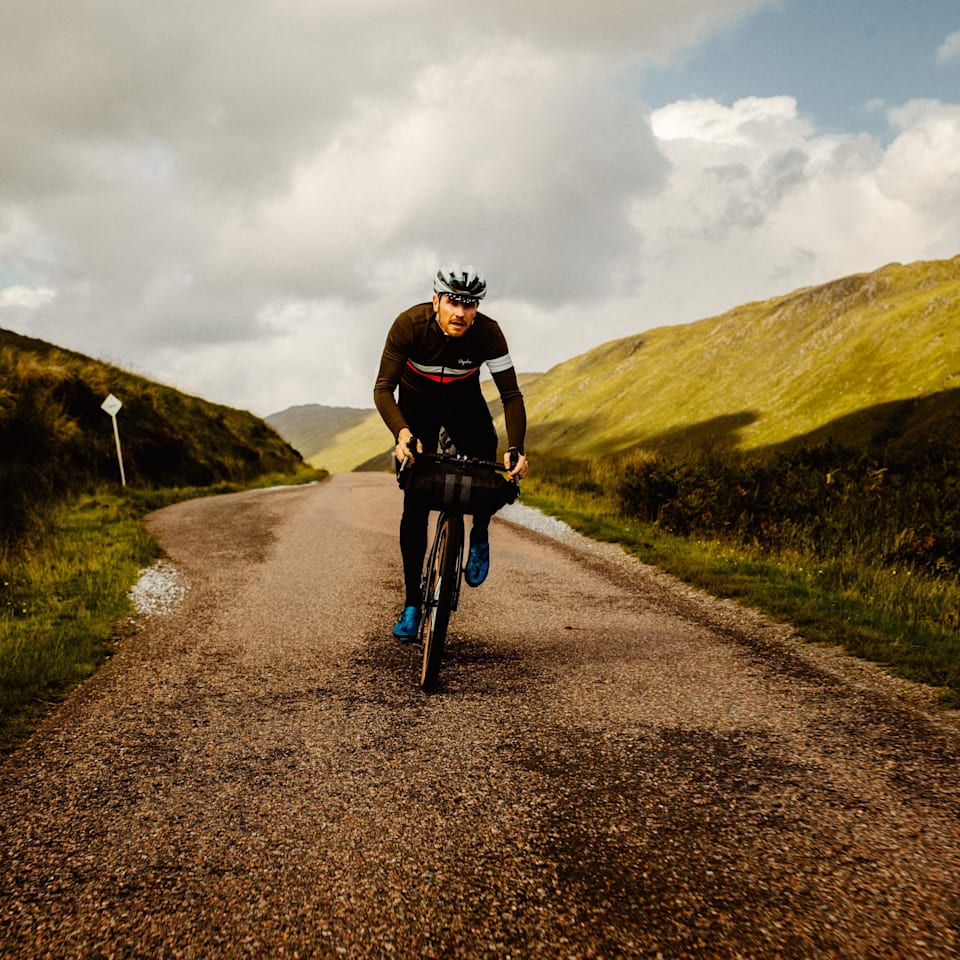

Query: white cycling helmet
[433,263,487,300]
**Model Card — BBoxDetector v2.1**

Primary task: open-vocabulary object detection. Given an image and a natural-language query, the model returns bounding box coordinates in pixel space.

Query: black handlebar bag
[398,458,518,515]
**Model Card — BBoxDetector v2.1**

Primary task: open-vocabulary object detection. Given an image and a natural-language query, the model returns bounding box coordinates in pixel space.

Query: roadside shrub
[615,442,960,578]
[0,352,82,544]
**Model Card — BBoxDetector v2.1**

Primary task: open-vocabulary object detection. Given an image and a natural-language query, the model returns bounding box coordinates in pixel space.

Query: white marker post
[101,393,126,487]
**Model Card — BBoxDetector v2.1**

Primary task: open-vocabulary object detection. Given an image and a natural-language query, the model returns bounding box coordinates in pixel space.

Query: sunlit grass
[0,493,156,749]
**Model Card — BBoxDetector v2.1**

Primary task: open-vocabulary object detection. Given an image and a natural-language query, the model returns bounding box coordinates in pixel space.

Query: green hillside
[519,256,960,458]
[293,256,960,472]
[1,328,305,543]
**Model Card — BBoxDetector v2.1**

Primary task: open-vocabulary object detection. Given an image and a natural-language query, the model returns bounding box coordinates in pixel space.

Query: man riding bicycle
[374,264,530,640]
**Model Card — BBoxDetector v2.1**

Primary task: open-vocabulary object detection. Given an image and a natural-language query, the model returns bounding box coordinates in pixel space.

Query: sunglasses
[443,294,480,308]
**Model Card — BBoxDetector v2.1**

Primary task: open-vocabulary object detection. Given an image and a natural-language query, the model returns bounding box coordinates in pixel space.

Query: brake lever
[397,435,420,481]
[403,436,420,470]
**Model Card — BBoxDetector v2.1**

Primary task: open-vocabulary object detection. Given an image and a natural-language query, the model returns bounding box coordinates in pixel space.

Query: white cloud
[882,100,960,208]
[0,285,56,309]
[652,96,813,146]
[936,30,960,64]
[72,86,960,417]
[628,96,960,333]
[212,42,666,308]
[1,2,765,326]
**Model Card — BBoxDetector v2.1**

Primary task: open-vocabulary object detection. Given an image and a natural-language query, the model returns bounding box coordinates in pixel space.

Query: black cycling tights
[398,386,498,607]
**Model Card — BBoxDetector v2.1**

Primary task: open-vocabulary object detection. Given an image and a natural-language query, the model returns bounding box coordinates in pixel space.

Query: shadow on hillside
[524,410,761,458]
[762,386,960,460]
[523,387,960,463]
[633,410,762,454]
[354,448,394,472]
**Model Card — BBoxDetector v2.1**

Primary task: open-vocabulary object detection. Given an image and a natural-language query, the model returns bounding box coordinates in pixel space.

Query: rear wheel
[420,513,463,691]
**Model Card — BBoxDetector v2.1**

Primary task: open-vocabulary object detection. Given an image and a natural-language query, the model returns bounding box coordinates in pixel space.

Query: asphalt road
[1,474,959,959]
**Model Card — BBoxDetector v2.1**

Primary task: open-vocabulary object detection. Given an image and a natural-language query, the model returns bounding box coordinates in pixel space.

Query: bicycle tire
[420,512,463,691]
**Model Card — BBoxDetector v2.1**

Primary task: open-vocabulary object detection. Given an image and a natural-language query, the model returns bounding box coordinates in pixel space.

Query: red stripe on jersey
[405,360,480,383]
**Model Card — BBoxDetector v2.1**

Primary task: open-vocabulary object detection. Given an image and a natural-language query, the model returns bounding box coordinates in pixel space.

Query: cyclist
[374,264,530,641]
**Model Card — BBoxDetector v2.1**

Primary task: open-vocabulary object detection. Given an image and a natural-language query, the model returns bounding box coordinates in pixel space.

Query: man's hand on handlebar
[505,447,529,480]
[397,430,528,478]
[395,428,422,465]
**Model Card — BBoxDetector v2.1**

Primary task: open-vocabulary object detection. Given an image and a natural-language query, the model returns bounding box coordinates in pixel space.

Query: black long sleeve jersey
[374,302,527,451]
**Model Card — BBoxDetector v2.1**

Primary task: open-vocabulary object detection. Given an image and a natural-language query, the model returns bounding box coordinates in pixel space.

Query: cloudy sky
[2,0,959,416]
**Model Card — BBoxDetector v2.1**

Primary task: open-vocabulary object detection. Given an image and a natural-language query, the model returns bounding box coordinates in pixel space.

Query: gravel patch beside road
[128,558,189,617]
[2,474,958,958]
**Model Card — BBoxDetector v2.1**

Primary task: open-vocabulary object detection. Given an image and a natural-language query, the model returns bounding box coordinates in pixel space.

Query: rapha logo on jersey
[456,359,475,367]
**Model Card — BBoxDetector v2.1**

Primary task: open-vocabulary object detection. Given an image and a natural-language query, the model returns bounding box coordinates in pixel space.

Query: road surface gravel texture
[1,474,959,959]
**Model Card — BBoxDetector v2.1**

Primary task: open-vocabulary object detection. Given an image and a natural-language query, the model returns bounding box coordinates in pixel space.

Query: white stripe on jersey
[407,360,477,378]
[485,353,514,374]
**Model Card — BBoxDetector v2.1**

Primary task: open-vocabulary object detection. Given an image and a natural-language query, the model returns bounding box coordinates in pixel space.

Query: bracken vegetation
[1,328,306,546]
[615,442,960,579]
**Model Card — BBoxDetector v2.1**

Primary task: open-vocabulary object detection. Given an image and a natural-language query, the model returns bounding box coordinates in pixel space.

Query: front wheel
[420,513,463,692]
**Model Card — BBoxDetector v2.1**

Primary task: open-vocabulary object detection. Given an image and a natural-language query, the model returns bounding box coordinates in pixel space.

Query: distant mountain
[265,404,376,461]
[265,403,392,475]
[274,255,960,472]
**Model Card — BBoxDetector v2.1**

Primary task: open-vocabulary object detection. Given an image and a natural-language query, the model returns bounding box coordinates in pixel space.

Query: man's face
[433,293,479,337]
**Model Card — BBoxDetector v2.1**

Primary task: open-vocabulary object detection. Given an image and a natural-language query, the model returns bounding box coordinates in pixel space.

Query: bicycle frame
[399,447,519,691]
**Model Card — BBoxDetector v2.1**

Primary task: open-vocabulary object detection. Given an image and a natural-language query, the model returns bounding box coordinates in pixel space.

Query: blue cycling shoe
[393,605,420,642]
[464,541,490,587]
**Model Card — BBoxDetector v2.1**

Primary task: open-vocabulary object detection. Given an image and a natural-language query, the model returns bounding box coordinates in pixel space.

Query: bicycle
[398,443,519,691]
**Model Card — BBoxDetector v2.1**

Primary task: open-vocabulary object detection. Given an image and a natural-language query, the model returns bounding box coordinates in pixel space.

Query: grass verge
[0,467,326,753]
[519,477,960,711]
